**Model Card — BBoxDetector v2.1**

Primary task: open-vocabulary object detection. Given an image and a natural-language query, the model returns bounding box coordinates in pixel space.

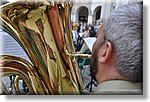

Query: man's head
[90,4,143,84]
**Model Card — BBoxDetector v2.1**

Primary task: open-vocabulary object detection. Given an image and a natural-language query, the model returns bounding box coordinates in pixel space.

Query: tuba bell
[0,0,93,95]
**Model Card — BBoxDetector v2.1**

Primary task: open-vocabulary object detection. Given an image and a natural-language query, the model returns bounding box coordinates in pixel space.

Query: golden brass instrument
[0,0,91,95]
[0,55,46,94]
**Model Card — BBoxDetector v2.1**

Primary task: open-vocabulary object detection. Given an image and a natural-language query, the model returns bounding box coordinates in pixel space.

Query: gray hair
[103,4,143,82]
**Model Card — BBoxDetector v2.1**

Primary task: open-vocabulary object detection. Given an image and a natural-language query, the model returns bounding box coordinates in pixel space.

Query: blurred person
[72,22,79,45]
[88,25,96,37]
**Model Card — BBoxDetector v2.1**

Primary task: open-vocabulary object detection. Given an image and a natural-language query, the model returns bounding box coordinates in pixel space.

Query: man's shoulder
[91,80,143,95]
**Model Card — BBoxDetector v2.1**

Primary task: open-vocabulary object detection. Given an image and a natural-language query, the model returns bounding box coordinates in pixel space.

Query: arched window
[93,6,102,23]
[77,6,89,23]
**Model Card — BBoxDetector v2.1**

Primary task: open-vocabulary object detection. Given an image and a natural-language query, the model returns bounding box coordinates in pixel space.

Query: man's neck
[97,66,127,84]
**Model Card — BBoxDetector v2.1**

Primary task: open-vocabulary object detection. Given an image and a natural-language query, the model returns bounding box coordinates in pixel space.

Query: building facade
[71,0,142,24]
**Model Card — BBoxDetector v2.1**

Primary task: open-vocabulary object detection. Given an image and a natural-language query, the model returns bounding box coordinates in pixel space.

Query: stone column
[105,0,113,18]
[100,2,106,20]
[71,13,77,22]
[87,15,93,24]
[115,0,129,9]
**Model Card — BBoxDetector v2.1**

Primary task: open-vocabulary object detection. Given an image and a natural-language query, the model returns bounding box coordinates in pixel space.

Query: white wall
[71,0,114,24]
[71,0,142,24]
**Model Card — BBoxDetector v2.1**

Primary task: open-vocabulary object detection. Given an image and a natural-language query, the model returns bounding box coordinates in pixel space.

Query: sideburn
[90,48,99,82]
[90,34,106,82]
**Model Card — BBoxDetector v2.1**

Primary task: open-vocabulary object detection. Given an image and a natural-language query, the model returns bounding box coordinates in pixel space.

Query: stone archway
[93,6,102,23]
[77,6,89,23]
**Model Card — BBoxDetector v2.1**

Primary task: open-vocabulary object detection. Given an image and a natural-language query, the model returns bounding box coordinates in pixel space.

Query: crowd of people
[72,21,101,52]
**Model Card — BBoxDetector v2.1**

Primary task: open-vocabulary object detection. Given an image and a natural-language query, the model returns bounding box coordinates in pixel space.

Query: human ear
[99,41,113,63]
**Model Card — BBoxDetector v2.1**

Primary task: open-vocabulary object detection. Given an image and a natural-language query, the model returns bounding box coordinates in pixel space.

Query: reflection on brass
[0,55,46,94]
[0,0,90,95]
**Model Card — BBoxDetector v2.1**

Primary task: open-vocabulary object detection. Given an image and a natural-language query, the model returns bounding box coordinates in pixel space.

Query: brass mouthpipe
[65,49,91,59]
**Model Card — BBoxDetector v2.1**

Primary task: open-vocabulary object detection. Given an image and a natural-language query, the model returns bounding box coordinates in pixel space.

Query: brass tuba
[0,0,91,95]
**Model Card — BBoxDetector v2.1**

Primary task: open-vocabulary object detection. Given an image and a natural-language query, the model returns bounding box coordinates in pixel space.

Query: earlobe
[100,42,113,63]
